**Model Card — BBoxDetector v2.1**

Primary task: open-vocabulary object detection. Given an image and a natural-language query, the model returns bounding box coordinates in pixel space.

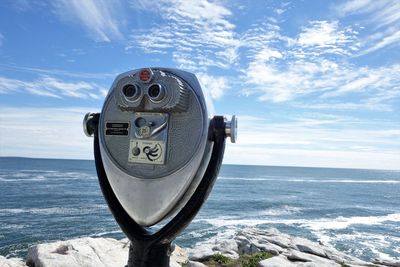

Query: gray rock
[286,250,312,262]
[236,232,284,256]
[236,235,262,254]
[171,245,189,265]
[188,243,214,261]
[0,255,26,267]
[0,227,393,267]
[169,261,181,267]
[372,259,400,267]
[25,237,185,267]
[212,238,239,259]
[188,261,208,267]
[324,247,370,266]
[258,255,297,267]
[188,233,239,260]
[26,237,129,267]
[286,250,341,267]
[292,237,328,258]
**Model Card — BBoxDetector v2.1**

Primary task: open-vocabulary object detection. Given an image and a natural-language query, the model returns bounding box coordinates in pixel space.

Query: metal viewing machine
[83,68,237,267]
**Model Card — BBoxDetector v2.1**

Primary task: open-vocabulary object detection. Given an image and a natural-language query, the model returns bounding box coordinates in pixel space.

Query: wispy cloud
[197,73,228,99]
[0,63,117,80]
[360,29,400,55]
[43,0,399,112]
[334,0,400,55]
[297,20,358,56]
[0,75,107,99]
[0,107,97,159]
[239,18,399,109]
[335,0,400,28]
[244,55,400,108]
[224,145,400,170]
[238,114,400,149]
[223,114,400,170]
[53,0,124,42]
[128,0,239,71]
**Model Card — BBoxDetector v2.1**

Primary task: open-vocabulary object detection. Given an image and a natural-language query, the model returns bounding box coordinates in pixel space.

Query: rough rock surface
[1,228,400,267]
[0,255,26,267]
[0,237,186,267]
[187,228,398,267]
[25,237,130,267]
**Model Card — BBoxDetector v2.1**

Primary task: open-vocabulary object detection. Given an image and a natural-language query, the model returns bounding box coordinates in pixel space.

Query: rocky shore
[1,228,399,267]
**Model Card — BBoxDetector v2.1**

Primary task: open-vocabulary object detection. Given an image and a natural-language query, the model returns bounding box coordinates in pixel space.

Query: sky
[0,0,399,170]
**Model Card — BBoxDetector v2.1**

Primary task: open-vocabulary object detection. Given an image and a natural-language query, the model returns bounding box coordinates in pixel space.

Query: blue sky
[0,0,399,170]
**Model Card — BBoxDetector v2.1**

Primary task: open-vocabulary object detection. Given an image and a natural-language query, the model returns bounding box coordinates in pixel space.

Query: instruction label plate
[128,140,166,165]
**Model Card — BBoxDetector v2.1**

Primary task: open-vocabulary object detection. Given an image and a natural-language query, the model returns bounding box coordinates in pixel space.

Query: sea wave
[0,177,47,182]
[0,171,96,182]
[195,213,400,230]
[345,232,398,261]
[259,205,303,216]
[0,205,108,215]
[90,230,123,237]
[218,177,400,184]
[302,213,400,231]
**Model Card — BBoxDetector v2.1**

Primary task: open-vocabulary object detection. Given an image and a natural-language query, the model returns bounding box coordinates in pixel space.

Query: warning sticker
[128,140,166,165]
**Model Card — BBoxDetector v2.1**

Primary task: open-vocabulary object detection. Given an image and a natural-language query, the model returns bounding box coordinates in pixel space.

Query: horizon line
[0,156,399,172]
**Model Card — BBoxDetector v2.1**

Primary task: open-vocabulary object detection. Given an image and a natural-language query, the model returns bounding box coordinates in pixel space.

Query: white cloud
[53,0,123,42]
[0,33,4,46]
[360,29,400,55]
[129,1,398,111]
[128,0,239,71]
[0,75,107,99]
[335,0,400,27]
[222,114,400,170]
[237,115,400,148]
[0,107,97,159]
[244,54,400,106]
[335,0,400,55]
[197,73,228,99]
[321,64,400,98]
[224,145,400,170]
[0,63,116,79]
[239,19,399,108]
[297,21,357,55]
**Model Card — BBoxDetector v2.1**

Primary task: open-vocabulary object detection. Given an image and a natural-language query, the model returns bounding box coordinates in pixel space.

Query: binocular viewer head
[84,68,236,226]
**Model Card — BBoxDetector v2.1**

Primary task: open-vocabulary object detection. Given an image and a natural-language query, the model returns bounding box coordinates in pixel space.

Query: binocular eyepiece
[83,68,236,267]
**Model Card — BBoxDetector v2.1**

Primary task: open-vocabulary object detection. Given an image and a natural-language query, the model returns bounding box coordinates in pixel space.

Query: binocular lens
[148,84,164,101]
[123,84,138,98]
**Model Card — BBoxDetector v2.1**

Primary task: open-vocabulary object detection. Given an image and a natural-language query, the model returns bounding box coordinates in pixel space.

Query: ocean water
[0,157,400,261]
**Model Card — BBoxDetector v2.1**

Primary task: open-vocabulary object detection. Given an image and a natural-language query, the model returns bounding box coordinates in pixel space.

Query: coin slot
[135,117,147,128]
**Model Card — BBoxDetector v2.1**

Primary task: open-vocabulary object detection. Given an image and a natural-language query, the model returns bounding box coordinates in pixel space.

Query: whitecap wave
[302,213,400,231]
[259,205,303,216]
[0,170,96,182]
[195,213,400,230]
[0,205,108,215]
[91,230,123,237]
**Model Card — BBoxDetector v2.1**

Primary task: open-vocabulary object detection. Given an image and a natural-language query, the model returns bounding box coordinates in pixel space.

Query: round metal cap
[225,115,237,143]
[83,112,95,137]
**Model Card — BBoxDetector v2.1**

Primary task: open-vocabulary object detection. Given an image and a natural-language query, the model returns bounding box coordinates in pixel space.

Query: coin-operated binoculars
[83,68,237,267]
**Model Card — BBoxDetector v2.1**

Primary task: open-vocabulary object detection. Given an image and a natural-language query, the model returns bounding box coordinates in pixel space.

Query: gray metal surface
[98,68,211,226]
